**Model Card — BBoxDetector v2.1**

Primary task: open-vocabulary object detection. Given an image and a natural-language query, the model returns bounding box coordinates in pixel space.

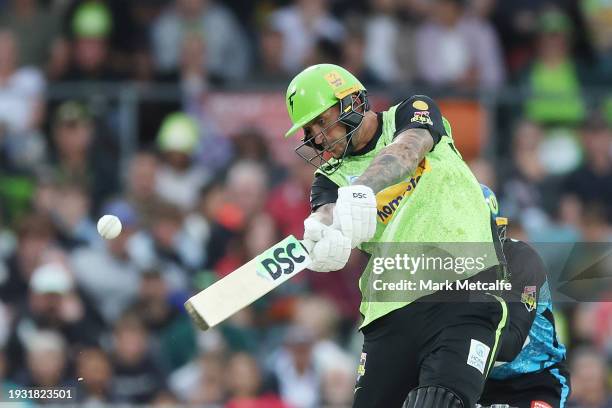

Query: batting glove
[303,218,351,272]
[333,185,377,248]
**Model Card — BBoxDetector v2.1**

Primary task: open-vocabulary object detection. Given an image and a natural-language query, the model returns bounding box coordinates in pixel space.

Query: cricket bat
[185,235,311,330]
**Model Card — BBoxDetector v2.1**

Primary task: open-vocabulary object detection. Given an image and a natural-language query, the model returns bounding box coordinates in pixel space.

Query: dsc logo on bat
[255,235,311,282]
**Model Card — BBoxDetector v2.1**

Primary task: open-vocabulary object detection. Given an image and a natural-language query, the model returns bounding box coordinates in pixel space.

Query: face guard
[295,90,369,175]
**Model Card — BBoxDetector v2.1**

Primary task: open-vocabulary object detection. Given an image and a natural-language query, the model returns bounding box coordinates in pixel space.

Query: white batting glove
[303,218,351,272]
[333,185,377,248]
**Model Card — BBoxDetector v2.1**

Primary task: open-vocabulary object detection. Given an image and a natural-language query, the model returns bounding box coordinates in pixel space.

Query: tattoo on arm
[354,129,433,193]
[310,203,335,225]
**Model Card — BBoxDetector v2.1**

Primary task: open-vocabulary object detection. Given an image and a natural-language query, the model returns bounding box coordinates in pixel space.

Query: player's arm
[496,240,547,362]
[335,96,446,247]
[353,128,433,193]
[354,95,444,193]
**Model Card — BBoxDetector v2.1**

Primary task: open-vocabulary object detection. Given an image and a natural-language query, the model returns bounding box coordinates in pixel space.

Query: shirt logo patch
[467,339,490,375]
[521,286,537,312]
[410,111,434,126]
[356,352,367,382]
[412,100,429,110]
[375,159,430,224]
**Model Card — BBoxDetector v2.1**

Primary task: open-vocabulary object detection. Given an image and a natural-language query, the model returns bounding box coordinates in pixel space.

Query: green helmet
[284,64,366,138]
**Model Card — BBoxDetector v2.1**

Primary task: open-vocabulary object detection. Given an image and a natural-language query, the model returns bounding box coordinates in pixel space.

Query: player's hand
[303,219,351,272]
[333,185,377,248]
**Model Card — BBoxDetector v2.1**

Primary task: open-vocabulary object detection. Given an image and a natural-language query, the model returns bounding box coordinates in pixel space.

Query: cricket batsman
[478,185,570,408]
[284,64,508,407]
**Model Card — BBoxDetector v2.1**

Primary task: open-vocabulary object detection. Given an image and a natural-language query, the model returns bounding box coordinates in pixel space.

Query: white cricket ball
[97,214,122,240]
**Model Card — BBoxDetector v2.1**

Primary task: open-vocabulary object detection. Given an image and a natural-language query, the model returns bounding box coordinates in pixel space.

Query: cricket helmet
[284,64,369,174]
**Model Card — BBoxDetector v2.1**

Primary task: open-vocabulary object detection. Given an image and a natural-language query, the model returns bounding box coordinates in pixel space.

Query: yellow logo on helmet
[324,71,345,89]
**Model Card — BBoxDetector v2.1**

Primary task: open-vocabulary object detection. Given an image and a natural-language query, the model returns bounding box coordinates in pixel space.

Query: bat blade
[184,235,310,330]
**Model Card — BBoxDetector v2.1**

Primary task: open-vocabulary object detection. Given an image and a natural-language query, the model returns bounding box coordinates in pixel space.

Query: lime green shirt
[314,98,498,327]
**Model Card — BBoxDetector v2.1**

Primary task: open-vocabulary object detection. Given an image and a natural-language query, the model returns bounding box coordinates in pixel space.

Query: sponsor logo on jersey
[356,352,367,381]
[375,159,430,224]
[467,339,490,375]
[521,285,537,312]
[531,401,552,408]
[410,110,434,126]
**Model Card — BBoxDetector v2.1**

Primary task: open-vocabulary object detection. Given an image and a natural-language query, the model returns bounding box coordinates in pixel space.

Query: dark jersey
[491,239,567,380]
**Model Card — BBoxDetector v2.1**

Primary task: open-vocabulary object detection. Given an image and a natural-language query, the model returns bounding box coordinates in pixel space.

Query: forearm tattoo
[354,129,433,193]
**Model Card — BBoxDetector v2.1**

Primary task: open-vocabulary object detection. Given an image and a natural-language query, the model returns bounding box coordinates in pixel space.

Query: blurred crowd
[0,0,612,407]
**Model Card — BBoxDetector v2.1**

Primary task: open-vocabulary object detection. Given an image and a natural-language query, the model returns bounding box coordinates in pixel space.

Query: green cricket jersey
[310,95,499,328]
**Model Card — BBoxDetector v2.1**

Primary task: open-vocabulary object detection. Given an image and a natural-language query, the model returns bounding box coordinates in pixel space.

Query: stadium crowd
[0,0,611,406]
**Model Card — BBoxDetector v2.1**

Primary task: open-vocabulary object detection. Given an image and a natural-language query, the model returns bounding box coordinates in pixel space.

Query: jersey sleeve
[393,95,446,149]
[310,174,339,212]
[496,239,547,362]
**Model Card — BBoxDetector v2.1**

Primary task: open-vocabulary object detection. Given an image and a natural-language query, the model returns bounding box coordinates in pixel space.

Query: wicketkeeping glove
[303,218,351,273]
[333,185,377,248]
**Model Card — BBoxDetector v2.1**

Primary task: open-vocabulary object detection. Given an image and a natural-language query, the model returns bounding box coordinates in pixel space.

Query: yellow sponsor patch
[412,100,429,110]
[324,71,345,89]
[375,159,430,224]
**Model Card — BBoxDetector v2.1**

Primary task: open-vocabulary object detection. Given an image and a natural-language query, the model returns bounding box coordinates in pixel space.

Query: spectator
[70,200,148,324]
[226,352,288,408]
[49,101,120,210]
[252,23,291,84]
[110,312,166,403]
[18,330,70,393]
[155,112,211,211]
[152,0,250,82]
[231,127,286,186]
[0,0,60,67]
[0,29,46,171]
[125,150,161,228]
[499,120,556,230]
[580,0,612,63]
[45,36,71,81]
[148,202,204,285]
[320,357,355,407]
[522,8,586,126]
[414,0,505,89]
[0,301,8,350]
[76,347,117,404]
[5,262,102,370]
[0,349,19,400]
[364,0,416,83]
[268,325,320,408]
[130,268,197,372]
[0,213,56,306]
[51,183,101,249]
[269,0,345,73]
[226,160,269,223]
[182,353,226,405]
[562,112,612,223]
[340,30,382,87]
[568,347,612,408]
[61,1,120,81]
[265,158,313,238]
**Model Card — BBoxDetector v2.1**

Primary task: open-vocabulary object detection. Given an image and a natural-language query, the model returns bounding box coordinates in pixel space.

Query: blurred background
[0,0,611,406]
